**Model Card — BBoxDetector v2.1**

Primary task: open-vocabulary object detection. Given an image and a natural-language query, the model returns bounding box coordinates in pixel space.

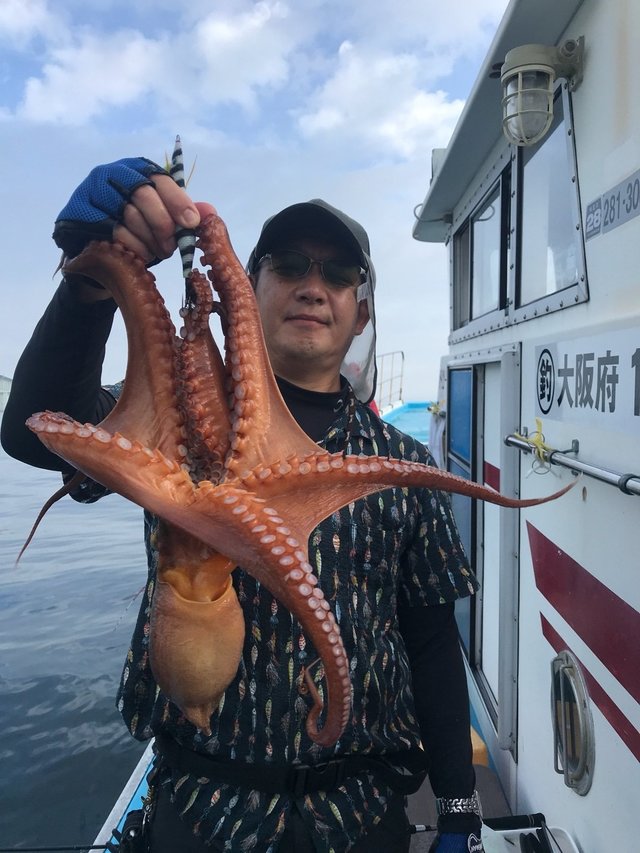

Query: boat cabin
[413,0,640,850]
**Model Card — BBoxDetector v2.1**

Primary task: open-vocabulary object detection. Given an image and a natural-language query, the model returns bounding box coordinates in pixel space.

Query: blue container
[382,402,432,446]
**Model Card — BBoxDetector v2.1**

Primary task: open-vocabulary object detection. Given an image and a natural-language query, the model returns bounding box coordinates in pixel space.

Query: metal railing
[376,351,404,411]
[505,433,640,497]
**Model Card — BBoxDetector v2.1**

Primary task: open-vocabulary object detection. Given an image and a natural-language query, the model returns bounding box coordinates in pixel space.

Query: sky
[0,0,510,404]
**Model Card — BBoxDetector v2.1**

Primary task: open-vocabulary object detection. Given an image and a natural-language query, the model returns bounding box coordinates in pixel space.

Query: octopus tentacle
[176,269,230,482]
[238,450,576,538]
[197,214,322,478]
[64,242,184,460]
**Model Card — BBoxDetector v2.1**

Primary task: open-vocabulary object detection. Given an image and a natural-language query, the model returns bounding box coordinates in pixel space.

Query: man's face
[252,236,370,391]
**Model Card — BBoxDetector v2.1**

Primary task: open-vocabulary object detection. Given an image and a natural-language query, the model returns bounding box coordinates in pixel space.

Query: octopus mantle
[26,209,573,748]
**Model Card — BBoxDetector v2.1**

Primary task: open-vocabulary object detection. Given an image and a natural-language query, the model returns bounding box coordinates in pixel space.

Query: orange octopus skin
[26,210,575,748]
[151,574,244,734]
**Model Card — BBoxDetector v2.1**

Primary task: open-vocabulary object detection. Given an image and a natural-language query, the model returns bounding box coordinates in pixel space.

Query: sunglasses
[257,250,366,289]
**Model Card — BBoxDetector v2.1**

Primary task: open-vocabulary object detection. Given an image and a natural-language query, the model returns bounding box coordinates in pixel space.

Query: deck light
[500,38,584,146]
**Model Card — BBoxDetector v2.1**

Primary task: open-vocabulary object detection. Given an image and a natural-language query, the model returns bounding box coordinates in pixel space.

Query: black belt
[154,734,427,797]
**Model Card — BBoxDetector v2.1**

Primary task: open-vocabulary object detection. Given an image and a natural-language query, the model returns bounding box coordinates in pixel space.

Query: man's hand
[53,157,201,265]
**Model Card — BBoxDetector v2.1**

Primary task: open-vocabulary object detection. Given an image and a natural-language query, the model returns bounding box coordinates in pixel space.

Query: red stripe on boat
[483,461,500,491]
[527,522,640,705]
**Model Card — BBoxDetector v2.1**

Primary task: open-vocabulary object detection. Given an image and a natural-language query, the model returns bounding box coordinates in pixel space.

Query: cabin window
[518,93,581,306]
[452,171,510,334]
[448,368,473,463]
[447,367,475,655]
[472,186,502,317]
[453,224,471,327]
[551,650,595,795]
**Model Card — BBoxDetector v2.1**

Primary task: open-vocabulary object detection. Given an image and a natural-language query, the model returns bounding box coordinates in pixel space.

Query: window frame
[444,347,522,754]
[451,173,510,338]
[449,83,588,345]
[511,85,589,322]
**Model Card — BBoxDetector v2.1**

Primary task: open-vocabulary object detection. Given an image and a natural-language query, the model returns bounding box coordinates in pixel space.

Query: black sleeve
[1,278,119,473]
[398,600,476,799]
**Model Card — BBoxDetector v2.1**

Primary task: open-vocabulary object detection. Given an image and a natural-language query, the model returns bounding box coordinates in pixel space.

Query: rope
[513,417,557,475]
[513,418,553,464]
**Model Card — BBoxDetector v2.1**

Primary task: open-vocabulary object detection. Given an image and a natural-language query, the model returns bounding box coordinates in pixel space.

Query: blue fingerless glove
[429,831,484,852]
[53,157,167,258]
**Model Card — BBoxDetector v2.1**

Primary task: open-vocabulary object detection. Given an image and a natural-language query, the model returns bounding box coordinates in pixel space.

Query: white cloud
[18,30,165,124]
[3,0,506,146]
[376,90,464,157]
[334,0,509,54]
[0,0,53,46]
[9,1,300,126]
[296,41,464,158]
[189,2,293,110]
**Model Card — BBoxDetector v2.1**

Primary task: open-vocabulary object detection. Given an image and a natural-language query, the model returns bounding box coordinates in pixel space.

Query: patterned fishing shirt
[83,385,477,852]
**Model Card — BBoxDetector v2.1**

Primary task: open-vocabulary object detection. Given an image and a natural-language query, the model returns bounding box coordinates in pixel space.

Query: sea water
[0,448,148,849]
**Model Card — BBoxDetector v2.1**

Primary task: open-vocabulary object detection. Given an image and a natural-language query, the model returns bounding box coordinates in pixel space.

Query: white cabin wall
[440,1,640,849]
[512,2,640,848]
[571,0,640,323]
[571,0,640,215]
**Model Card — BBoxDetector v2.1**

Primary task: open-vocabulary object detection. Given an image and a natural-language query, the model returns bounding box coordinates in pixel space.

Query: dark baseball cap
[247,199,370,273]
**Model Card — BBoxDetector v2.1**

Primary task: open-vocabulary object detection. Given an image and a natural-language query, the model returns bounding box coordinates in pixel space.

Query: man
[2,158,483,852]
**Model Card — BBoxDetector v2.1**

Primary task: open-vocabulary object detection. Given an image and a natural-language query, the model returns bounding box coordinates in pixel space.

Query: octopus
[25,207,574,748]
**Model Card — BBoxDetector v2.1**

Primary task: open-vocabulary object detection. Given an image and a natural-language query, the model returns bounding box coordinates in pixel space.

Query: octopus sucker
[26,209,574,748]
